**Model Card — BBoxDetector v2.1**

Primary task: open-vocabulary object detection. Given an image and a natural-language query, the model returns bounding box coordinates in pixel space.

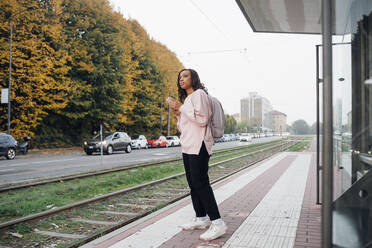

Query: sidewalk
[81,152,320,248]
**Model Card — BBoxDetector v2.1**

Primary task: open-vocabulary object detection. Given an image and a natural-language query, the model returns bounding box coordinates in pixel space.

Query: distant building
[265,110,287,133]
[232,113,241,123]
[334,98,342,133]
[240,92,273,129]
[347,111,352,132]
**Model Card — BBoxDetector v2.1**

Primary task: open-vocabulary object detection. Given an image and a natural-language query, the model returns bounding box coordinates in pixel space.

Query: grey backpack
[208,94,225,141]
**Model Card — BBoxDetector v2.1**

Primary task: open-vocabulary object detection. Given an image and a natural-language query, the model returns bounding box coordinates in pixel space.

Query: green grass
[286,140,310,152]
[0,139,285,223]
[0,162,185,223]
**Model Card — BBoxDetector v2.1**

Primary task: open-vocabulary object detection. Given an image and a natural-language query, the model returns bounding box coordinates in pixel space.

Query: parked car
[0,133,18,160]
[147,136,168,148]
[250,133,259,139]
[83,132,131,155]
[0,133,31,160]
[131,135,148,149]
[166,136,180,147]
[216,135,226,143]
[223,134,231,142]
[239,133,252,142]
[266,132,274,137]
[17,136,32,155]
[231,134,238,141]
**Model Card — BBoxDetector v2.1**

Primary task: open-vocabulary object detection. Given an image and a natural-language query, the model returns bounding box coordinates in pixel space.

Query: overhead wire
[181,48,248,55]
[186,0,250,63]
[188,0,230,41]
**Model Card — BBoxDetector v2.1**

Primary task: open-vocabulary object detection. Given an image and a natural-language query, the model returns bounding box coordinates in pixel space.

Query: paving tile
[282,237,295,248]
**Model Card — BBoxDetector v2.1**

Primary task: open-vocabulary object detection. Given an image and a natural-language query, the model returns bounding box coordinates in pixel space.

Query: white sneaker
[180,217,209,230]
[200,222,227,241]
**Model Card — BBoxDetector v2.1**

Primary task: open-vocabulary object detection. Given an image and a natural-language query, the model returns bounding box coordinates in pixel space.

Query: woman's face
[179,70,192,90]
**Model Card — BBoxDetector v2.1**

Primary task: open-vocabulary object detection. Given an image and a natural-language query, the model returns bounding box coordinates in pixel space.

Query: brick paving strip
[293,152,346,248]
[159,154,298,248]
[293,153,322,248]
[293,153,324,248]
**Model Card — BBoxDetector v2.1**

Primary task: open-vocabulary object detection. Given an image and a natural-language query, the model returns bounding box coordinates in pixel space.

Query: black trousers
[182,142,221,220]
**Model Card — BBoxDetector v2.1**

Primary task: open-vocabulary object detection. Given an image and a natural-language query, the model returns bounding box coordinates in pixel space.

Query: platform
[81,152,321,248]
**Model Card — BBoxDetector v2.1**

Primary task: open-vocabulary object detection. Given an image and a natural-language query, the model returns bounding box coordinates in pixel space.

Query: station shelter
[236,0,372,247]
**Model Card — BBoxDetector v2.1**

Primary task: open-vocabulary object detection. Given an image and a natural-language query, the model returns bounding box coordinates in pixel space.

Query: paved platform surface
[81,152,321,248]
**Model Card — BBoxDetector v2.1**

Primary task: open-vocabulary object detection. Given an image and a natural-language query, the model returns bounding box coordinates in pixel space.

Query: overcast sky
[110,0,322,125]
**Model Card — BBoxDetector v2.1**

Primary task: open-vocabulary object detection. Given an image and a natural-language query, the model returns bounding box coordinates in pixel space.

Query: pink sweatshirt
[176,89,214,155]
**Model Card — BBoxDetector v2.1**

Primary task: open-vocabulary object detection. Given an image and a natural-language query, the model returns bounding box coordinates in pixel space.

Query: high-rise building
[347,111,352,132]
[334,98,342,133]
[240,92,273,129]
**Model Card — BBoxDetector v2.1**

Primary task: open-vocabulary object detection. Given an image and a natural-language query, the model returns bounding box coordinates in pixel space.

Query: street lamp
[7,6,37,134]
[167,94,171,136]
[160,85,164,136]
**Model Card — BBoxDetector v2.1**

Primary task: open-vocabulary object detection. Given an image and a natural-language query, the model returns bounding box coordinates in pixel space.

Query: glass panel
[332,42,352,196]
[332,1,372,247]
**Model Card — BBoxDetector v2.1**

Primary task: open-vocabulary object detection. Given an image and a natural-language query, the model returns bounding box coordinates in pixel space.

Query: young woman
[167,69,227,241]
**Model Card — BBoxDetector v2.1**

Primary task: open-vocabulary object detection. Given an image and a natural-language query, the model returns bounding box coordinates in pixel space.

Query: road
[0,137,281,185]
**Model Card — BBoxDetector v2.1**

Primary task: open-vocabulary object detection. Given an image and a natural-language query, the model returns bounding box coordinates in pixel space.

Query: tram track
[0,139,299,248]
[0,139,284,193]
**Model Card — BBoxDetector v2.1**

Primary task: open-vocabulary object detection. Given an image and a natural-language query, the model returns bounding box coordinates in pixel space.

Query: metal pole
[322,0,333,246]
[8,20,12,134]
[316,45,321,205]
[160,85,163,135]
[100,124,103,166]
[167,101,170,136]
[7,6,38,135]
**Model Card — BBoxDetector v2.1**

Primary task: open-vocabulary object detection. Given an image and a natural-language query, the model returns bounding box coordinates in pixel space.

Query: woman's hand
[171,108,180,116]
[171,101,182,111]
[167,97,182,111]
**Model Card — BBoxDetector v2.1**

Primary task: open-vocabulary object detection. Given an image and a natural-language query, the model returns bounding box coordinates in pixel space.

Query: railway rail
[0,139,300,248]
[0,139,285,192]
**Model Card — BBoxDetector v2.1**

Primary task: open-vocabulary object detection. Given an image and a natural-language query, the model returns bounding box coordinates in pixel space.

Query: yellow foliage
[0,0,184,142]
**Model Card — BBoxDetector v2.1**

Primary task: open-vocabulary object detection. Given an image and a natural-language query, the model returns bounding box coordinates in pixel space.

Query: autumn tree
[236,121,251,133]
[224,114,237,134]
[36,0,134,145]
[1,0,184,146]
[291,119,310,135]
[0,0,71,138]
[119,19,181,137]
